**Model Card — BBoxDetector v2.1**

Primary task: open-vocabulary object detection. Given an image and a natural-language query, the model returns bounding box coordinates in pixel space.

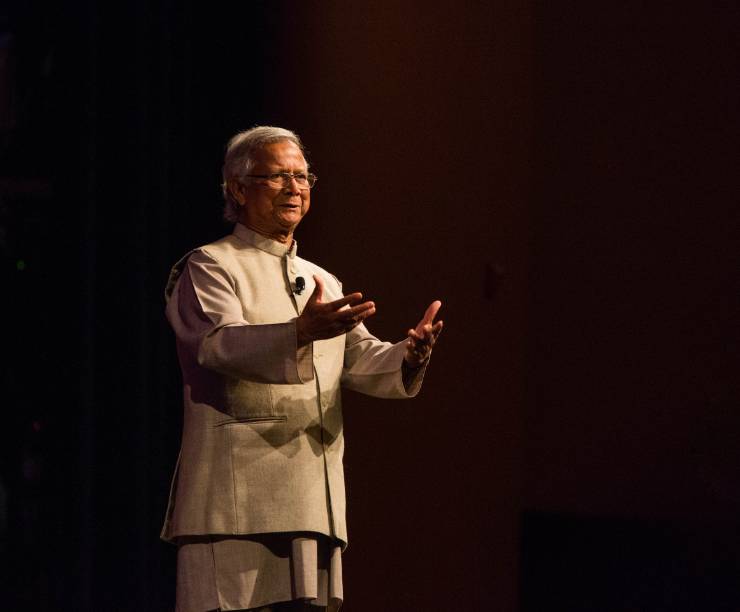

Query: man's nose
[283,176,302,193]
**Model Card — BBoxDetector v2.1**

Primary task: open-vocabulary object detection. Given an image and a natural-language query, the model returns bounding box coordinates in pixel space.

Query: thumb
[308,275,324,304]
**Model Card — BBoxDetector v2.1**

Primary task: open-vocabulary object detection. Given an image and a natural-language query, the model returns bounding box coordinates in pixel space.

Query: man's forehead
[254,141,306,167]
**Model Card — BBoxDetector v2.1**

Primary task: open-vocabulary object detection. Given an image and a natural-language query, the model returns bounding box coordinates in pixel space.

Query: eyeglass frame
[243,172,318,189]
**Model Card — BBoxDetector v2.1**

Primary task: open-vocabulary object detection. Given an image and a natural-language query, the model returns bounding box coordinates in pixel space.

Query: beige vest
[161,225,424,547]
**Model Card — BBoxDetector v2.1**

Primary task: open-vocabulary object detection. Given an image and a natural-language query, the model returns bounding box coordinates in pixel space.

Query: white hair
[221,126,306,223]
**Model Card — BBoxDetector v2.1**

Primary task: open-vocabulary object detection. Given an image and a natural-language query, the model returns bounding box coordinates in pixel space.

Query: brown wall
[524,1,739,524]
[274,3,532,610]
[264,1,738,609]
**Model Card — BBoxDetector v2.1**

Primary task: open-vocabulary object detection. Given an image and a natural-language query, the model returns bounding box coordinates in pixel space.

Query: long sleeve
[166,249,314,385]
[340,322,428,398]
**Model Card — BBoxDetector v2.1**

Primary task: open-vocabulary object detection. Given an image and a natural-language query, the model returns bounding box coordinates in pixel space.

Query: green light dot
[16,260,26,271]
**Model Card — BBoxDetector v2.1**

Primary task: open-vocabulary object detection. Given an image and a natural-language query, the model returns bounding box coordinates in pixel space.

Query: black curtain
[2,2,293,609]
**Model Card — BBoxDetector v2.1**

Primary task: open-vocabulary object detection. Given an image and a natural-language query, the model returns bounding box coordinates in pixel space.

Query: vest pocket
[222,379,278,419]
[214,415,288,426]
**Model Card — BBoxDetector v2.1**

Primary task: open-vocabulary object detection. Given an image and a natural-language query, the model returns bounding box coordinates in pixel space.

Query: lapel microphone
[294,276,306,295]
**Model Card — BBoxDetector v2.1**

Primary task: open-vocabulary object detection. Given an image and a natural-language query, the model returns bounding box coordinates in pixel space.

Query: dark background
[1,1,738,610]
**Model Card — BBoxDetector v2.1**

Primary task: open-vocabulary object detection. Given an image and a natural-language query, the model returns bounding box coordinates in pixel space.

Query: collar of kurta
[233,223,298,259]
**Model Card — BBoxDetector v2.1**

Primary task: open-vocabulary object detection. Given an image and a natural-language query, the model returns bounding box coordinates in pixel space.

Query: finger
[415,300,441,334]
[405,341,429,365]
[343,308,376,332]
[309,275,325,305]
[339,301,374,318]
[410,323,441,348]
[421,300,442,326]
[337,302,375,325]
[325,292,364,311]
[405,341,422,357]
[407,338,428,358]
[411,324,433,344]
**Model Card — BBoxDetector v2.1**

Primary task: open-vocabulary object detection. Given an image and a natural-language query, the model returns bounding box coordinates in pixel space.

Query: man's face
[234,141,311,237]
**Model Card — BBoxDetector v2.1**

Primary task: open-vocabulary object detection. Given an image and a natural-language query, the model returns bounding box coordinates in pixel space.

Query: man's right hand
[295,275,376,347]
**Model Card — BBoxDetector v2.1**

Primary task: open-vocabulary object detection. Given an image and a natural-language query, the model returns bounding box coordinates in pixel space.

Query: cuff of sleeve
[401,355,429,396]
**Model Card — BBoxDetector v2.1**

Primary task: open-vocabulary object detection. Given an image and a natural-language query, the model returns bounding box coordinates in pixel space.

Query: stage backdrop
[1,1,737,611]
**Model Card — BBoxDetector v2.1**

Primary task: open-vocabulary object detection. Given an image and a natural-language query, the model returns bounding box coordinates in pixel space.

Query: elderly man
[162,126,442,612]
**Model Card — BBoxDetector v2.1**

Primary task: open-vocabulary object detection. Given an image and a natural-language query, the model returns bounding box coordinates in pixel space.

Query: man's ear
[227,179,247,206]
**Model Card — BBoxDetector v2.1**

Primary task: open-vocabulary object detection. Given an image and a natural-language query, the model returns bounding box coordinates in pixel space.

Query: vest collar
[232,223,297,259]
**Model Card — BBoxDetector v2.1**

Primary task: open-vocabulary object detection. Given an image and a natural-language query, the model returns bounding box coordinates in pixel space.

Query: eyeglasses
[244,172,318,189]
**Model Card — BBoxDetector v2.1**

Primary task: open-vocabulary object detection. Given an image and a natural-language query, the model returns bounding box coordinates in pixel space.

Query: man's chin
[275,211,303,227]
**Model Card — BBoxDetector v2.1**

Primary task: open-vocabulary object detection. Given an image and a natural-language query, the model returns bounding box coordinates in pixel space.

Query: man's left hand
[404,300,444,368]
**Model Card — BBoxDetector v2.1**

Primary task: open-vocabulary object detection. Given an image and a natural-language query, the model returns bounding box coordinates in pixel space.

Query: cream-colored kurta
[162,224,426,551]
[176,533,343,611]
